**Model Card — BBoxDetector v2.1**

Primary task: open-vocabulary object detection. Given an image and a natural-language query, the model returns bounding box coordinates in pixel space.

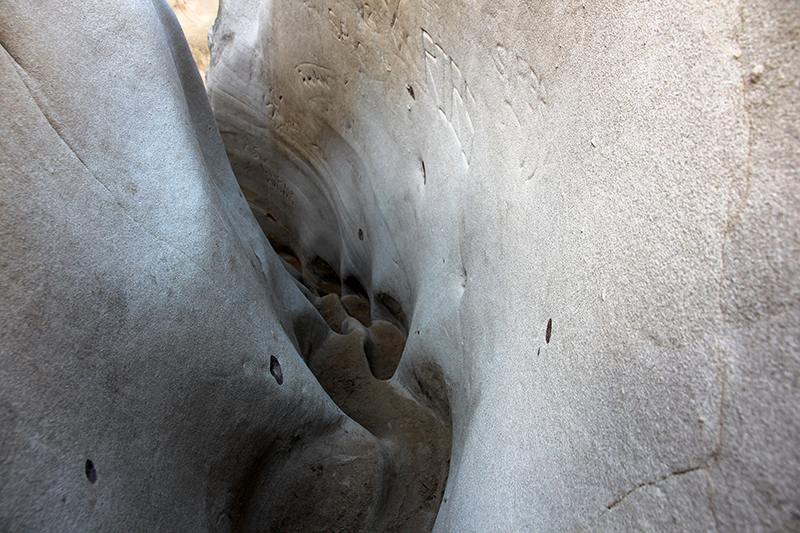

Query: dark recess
[85,459,97,484]
[374,293,409,336]
[307,255,342,295]
[270,356,284,385]
[343,275,369,299]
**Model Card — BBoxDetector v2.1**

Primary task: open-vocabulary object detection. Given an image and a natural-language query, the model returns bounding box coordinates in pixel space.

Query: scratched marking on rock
[259,162,296,206]
[493,44,550,181]
[326,5,411,76]
[421,29,475,164]
[296,63,336,99]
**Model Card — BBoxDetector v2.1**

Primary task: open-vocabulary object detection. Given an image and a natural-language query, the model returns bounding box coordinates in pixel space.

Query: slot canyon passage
[1,0,800,531]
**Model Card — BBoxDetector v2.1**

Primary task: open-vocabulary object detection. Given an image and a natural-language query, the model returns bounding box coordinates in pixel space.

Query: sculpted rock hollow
[1,0,799,531]
[208,0,800,531]
[0,1,397,530]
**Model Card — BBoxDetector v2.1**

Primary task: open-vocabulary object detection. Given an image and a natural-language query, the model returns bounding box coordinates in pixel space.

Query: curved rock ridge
[207,0,800,531]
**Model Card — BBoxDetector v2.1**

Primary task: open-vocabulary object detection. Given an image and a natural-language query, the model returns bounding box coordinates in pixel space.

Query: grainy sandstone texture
[0,1,428,530]
[0,0,798,532]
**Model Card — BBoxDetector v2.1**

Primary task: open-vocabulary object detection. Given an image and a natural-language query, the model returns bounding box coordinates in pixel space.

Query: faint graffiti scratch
[296,63,335,99]
[493,44,550,181]
[421,29,475,163]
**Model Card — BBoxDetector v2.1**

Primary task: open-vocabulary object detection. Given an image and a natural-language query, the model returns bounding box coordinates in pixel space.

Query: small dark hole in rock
[270,355,283,385]
[406,84,415,99]
[546,318,552,344]
[537,347,540,356]
[85,459,97,484]
[358,229,364,240]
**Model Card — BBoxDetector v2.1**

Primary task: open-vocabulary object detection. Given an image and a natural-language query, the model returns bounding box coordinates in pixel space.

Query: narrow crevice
[581,463,712,531]
[254,224,451,531]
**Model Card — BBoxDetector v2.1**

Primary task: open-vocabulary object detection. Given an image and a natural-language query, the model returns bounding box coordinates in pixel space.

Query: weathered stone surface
[2,0,799,531]
[206,0,800,531]
[0,1,407,530]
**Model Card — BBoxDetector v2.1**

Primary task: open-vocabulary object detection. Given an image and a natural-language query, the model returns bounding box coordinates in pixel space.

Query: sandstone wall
[207,0,800,531]
[0,1,394,530]
[1,0,798,531]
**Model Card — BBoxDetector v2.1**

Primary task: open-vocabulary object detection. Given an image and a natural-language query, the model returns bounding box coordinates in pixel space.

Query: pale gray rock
[2,0,799,531]
[0,0,396,531]
[207,0,800,531]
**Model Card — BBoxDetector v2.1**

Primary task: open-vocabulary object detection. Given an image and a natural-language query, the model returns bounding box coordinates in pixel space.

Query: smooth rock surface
[206,0,800,531]
[0,1,411,530]
[1,0,799,531]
